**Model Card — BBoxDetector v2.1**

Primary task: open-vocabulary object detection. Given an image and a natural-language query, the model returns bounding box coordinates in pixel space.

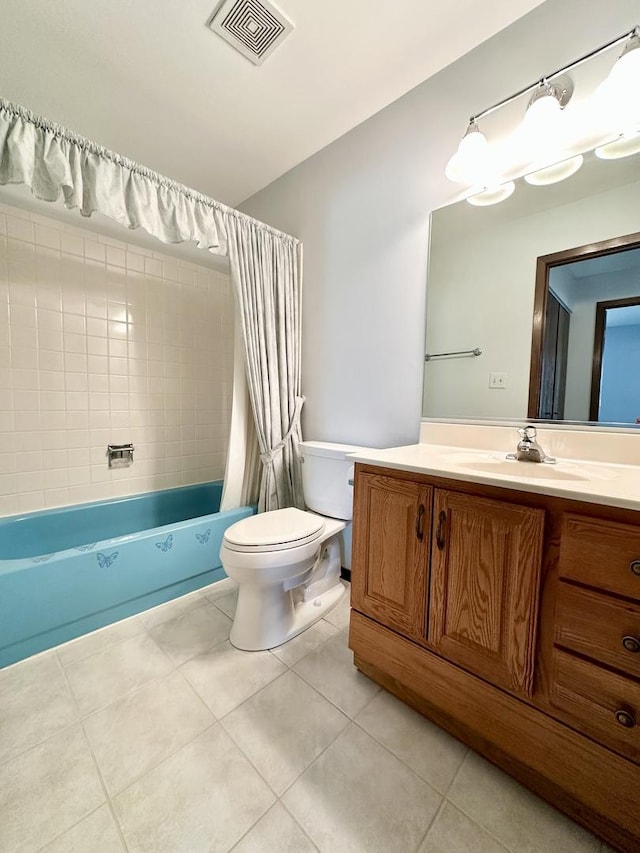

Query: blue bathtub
[0,481,254,668]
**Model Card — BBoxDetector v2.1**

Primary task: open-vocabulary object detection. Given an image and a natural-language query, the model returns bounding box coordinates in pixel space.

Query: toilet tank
[300,441,366,521]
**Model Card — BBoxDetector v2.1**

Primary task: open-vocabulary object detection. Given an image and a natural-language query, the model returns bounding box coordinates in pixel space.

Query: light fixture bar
[469,26,639,124]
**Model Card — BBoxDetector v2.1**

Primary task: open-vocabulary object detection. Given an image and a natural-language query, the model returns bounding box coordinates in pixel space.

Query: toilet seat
[223,507,325,553]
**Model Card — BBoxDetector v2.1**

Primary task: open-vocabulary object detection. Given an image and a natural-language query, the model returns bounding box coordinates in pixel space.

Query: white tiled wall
[0,202,234,516]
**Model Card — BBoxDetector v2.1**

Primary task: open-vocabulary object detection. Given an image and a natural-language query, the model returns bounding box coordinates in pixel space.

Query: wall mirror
[423,149,640,427]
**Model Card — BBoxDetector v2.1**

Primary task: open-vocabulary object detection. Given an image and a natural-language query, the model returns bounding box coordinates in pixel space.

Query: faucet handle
[518,425,537,441]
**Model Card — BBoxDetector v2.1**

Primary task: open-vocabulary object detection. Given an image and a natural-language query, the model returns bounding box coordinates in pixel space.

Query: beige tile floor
[0,579,613,853]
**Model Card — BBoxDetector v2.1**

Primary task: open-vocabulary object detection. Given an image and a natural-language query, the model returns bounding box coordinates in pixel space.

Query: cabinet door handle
[436,510,447,551]
[622,635,640,654]
[615,709,636,729]
[415,504,425,541]
[630,560,640,576]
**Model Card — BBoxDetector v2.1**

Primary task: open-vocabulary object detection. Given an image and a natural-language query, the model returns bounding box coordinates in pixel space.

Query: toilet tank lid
[300,440,369,459]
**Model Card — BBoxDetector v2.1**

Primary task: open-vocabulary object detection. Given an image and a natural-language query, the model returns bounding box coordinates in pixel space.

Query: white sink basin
[459,459,589,481]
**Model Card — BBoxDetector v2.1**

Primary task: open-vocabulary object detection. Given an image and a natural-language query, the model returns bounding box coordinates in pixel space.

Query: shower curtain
[0,97,304,512]
[224,213,305,512]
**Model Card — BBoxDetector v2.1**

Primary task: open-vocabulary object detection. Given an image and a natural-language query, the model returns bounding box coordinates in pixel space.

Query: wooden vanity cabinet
[349,463,640,852]
[350,471,431,643]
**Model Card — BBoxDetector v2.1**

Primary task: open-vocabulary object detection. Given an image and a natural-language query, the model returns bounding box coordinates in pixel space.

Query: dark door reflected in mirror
[539,292,570,419]
[529,234,640,425]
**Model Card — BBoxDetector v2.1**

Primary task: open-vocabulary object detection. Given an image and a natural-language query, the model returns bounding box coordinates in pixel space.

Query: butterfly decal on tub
[32,553,56,563]
[155,534,174,552]
[96,551,119,569]
[195,529,211,545]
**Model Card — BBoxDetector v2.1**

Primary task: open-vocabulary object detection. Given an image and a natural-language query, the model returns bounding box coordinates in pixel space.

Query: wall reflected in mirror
[423,149,640,427]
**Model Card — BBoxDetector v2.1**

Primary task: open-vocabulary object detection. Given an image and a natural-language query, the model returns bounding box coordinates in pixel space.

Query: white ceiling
[1,0,545,208]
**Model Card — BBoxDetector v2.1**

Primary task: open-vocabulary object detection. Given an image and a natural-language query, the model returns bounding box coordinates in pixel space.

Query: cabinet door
[429,489,544,697]
[351,472,432,642]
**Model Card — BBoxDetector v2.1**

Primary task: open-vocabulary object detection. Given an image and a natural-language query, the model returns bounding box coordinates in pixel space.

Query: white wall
[424,179,640,419]
[0,202,234,515]
[240,0,640,448]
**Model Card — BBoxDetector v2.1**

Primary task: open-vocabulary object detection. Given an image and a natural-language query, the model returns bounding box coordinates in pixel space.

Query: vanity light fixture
[447,26,639,203]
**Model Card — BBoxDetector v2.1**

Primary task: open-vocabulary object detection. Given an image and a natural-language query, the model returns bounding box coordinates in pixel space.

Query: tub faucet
[506,426,556,464]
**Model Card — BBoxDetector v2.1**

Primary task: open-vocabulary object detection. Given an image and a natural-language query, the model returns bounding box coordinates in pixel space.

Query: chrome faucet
[506,426,556,464]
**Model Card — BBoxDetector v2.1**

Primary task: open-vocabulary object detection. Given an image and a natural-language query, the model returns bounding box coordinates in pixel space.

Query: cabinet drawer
[550,648,640,763]
[555,583,640,679]
[559,514,640,600]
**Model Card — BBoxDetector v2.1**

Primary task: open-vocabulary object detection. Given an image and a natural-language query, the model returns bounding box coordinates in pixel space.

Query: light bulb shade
[608,36,640,96]
[595,131,640,160]
[445,122,497,185]
[517,81,572,169]
[593,38,640,136]
[523,93,562,134]
[444,151,464,182]
[524,154,583,185]
[466,181,515,207]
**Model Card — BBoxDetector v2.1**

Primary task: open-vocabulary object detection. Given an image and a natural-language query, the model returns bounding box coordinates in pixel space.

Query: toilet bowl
[220,441,365,651]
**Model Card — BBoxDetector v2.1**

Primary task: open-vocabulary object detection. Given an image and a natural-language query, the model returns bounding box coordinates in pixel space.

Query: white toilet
[220,441,363,651]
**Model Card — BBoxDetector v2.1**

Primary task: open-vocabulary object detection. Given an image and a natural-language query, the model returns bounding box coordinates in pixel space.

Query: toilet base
[229,580,346,652]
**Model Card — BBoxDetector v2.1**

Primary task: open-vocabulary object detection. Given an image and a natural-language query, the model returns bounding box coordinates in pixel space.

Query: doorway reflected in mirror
[530,237,640,425]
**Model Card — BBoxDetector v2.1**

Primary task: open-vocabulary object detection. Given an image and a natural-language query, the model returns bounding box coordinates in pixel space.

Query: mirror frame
[527,229,640,421]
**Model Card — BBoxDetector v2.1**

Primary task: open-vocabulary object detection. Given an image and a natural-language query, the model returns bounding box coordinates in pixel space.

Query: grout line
[269,619,340,669]
[436,798,514,853]
[108,719,219,803]
[137,592,211,631]
[274,727,349,803]
[179,646,288,721]
[104,714,219,801]
[412,797,448,853]
[63,635,177,719]
[218,668,350,801]
[290,654,381,722]
[52,655,132,852]
[0,717,82,770]
[55,617,148,669]
[33,803,114,853]
[278,799,322,852]
[171,662,221,721]
[205,716,282,799]
[78,723,131,853]
[442,751,538,853]
[106,799,131,853]
[409,745,472,853]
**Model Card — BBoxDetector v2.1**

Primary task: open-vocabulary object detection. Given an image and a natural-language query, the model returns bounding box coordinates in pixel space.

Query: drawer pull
[436,510,447,551]
[631,560,640,576]
[622,635,640,654]
[415,504,425,541]
[615,709,636,729]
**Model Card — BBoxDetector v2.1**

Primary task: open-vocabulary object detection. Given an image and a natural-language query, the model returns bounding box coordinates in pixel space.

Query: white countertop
[349,443,640,512]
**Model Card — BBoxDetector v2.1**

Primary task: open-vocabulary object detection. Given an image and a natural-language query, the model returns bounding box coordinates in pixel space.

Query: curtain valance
[0,98,298,255]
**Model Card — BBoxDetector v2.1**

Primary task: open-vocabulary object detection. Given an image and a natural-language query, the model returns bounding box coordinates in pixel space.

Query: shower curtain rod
[0,97,299,246]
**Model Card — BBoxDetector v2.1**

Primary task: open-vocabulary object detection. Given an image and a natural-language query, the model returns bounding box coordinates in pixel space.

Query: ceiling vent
[208,0,294,66]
